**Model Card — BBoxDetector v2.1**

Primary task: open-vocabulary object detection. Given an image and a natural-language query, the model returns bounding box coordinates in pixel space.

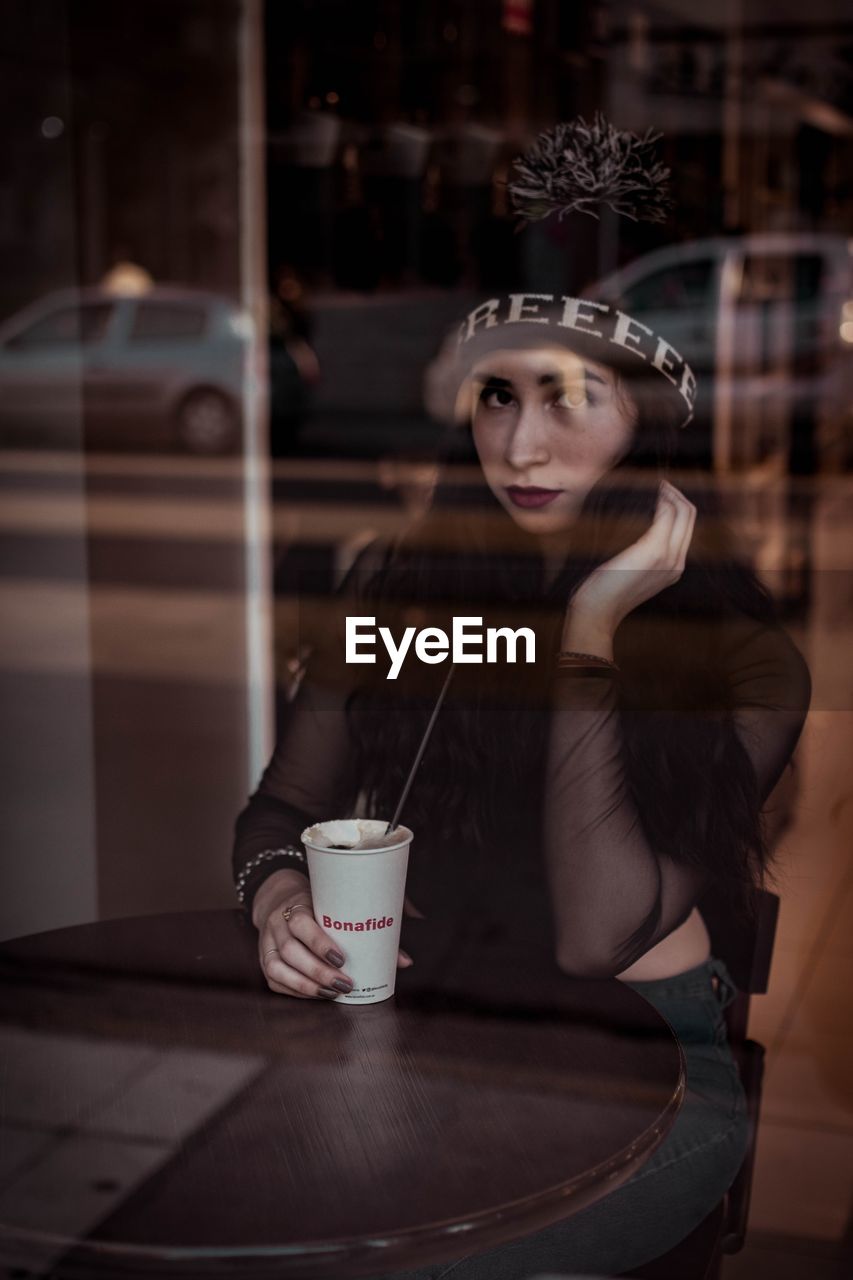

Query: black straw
[386,664,455,834]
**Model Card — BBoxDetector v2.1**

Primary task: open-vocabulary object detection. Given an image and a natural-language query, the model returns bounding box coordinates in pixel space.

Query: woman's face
[469,346,637,536]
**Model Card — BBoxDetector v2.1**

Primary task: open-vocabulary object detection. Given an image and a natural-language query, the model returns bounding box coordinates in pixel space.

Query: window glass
[7,303,114,348]
[738,253,824,303]
[623,259,715,312]
[129,302,208,341]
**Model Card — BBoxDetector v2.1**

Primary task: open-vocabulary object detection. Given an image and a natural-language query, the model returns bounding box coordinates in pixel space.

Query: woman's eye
[479,386,515,409]
[554,386,588,410]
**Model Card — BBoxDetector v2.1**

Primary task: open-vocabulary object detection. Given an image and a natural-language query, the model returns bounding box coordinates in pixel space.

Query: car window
[622,259,715,312]
[7,302,114,348]
[129,302,208,341]
[738,253,824,303]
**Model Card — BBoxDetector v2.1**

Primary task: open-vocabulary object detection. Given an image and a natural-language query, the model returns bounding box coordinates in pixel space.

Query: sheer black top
[233,549,810,978]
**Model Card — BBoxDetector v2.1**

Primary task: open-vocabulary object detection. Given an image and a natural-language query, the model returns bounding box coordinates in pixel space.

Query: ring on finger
[281,903,313,924]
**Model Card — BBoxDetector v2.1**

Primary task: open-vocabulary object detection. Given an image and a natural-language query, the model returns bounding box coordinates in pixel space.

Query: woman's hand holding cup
[253,867,413,1000]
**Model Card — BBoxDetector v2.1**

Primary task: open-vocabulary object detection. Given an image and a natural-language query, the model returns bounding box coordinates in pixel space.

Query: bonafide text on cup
[322,914,394,932]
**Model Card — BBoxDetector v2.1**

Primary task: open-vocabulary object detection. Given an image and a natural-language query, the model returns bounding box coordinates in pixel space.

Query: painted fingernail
[318,987,340,999]
[326,949,345,967]
[331,978,353,993]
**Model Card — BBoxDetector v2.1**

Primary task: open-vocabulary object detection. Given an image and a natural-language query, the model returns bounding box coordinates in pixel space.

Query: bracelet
[557,650,620,673]
[555,665,614,675]
[234,846,306,906]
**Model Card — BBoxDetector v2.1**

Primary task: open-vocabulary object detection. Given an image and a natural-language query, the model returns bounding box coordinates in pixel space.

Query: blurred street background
[1,2,852,1276]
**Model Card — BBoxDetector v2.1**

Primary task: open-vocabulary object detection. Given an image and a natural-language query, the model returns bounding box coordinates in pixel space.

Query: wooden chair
[621,886,780,1280]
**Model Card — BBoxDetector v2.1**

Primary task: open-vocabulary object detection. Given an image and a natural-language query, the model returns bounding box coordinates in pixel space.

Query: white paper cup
[301,819,413,1005]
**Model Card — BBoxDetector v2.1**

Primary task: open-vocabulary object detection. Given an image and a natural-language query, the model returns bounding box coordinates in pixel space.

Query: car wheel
[175,389,238,454]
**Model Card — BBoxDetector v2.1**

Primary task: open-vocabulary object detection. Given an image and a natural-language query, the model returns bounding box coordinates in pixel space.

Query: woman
[232,289,809,1276]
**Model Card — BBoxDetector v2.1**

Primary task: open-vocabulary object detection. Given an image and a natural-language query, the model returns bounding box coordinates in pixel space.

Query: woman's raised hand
[253,868,413,1000]
[564,481,696,656]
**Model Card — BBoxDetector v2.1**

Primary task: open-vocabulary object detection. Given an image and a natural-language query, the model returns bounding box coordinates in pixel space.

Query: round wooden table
[0,910,684,1278]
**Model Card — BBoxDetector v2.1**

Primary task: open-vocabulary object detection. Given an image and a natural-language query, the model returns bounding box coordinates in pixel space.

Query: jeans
[379,957,749,1280]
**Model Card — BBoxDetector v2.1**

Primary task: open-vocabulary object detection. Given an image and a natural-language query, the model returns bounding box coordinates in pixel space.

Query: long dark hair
[345,368,776,908]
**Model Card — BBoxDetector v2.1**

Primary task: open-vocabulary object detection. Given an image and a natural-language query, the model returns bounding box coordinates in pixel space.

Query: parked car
[590,233,853,615]
[588,232,853,469]
[0,285,252,453]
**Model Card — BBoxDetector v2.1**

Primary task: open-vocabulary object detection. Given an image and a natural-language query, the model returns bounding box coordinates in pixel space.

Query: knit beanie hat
[430,117,696,430]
